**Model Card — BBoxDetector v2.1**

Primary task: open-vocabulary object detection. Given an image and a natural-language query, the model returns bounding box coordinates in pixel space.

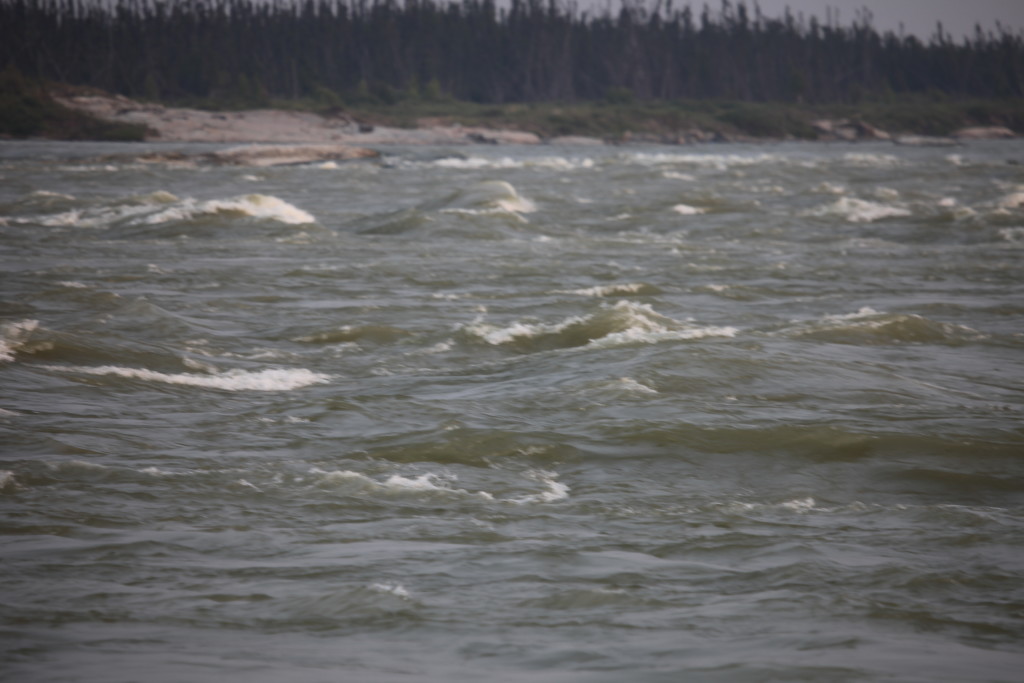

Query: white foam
[804,197,912,223]
[143,194,315,225]
[370,583,410,598]
[671,203,706,216]
[841,152,902,167]
[46,365,329,391]
[779,497,818,512]
[617,377,659,394]
[997,192,1024,210]
[308,467,571,505]
[509,470,570,504]
[564,283,650,297]
[0,319,39,362]
[310,468,495,500]
[626,152,785,171]
[825,306,882,321]
[998,227,1024,243]
[432,156,593,171]
[464,300,736,349]
[813,181,847,195]
[718,497,821,515]
[0,470,17,490]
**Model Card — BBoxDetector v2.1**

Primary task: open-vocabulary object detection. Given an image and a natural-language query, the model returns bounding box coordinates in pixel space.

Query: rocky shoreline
[51,92,1019,166]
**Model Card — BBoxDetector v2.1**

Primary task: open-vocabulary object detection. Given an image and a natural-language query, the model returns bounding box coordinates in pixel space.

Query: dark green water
[2,140,1023,682]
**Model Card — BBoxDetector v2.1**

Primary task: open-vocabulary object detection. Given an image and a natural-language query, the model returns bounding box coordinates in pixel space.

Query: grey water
[2,139,1023,682]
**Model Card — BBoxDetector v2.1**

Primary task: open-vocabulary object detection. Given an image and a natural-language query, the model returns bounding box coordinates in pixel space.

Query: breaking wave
[783,307,986,345]
[11,191,315,229]
[44,364,330,391]
[461,300,737,351]
[803,197,912,223]
[309,467,568,504]
[0,319,39,362]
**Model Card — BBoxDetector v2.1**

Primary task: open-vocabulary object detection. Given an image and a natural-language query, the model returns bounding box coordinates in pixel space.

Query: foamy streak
[792,308,986,344]
[671,203,706,215]
[804,197,912,223]
[509,471,570,504]
[719,497,821,514]
[0,319,39,362]
[46,365,330,391]
[841,152,902,167]
[563,283,654,297]
[431,156,594,171]
[312,468,496,501]
[627,152,789,171]
[464,300,737,348]
[310,468,569,504]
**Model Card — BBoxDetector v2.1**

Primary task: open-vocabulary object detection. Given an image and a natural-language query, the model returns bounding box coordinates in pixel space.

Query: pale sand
[54,93,543,146]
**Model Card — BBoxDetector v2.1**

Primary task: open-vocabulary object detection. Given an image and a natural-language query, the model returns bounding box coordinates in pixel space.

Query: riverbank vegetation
[0,66,150,140]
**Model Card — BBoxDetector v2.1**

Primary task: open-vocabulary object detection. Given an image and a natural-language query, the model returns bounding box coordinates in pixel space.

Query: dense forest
[1,0,1023,106]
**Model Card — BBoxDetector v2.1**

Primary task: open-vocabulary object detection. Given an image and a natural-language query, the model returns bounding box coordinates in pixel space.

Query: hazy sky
[727,0,1024,39]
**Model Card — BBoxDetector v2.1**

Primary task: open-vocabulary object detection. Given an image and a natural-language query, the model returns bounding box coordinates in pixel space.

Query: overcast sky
[718,0,1024,39]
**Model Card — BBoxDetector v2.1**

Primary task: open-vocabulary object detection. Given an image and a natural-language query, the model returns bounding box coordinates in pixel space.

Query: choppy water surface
[2,140,1024,682]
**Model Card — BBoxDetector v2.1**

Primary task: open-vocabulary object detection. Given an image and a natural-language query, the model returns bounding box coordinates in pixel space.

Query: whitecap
[310,468,495,500]
[671,203,706,216]
[804,197,912,223]
[143,194,315,225]
[617,377,659,395]
[509,470,570,504]
[0,319,39,362]
[812,181,846,195]
[998,227,1024,242]
[841,152,902,167]
[45,365,330,391]
[0,470,18,491]
[562,283,654,297]
[626,152,784,171]
[463,300,736,350]
[370,583,411,598]
[997,191,1024,210]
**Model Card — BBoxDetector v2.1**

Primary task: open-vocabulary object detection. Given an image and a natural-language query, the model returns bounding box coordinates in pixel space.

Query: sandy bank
[53,92,1017,150]
[53,93,543,146]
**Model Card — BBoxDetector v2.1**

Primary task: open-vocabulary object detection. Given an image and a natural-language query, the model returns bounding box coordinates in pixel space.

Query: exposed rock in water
[892,135,958,147]
[204,144,379,166]
[545,135,605,146]
[811,119,890,141]
[953,126,1016,140]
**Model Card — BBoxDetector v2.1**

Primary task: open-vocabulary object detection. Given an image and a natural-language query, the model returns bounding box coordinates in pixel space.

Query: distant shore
[50,91,1021,151]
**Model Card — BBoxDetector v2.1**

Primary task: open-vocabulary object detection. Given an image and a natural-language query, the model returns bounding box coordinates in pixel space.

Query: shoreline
[55,92,1020,146]
[34,92,1022,166]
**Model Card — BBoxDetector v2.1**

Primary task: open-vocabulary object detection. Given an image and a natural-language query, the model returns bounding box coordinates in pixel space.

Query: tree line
[2,0,1022,106]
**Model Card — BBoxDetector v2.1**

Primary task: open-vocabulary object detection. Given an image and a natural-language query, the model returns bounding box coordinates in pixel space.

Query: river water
[2,139,1023,682]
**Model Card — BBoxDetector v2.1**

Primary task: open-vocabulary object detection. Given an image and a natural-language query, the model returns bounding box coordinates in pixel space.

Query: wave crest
[462,300,736,351]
